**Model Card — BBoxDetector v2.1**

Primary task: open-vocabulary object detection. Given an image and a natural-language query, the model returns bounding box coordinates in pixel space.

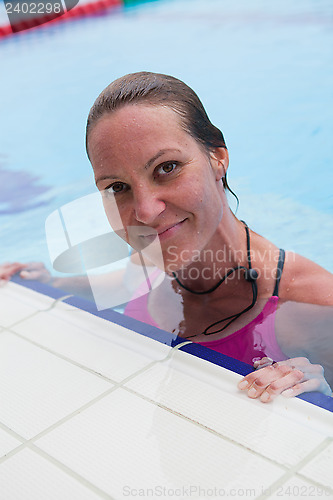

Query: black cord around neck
[172,221,259,338]
[172,264,248,295]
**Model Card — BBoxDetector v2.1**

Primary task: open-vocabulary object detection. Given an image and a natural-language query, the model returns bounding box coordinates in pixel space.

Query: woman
[3,71,333,402]
[86,71,333,402]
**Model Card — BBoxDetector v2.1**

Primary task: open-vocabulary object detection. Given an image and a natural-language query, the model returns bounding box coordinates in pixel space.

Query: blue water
[0,0,332,272]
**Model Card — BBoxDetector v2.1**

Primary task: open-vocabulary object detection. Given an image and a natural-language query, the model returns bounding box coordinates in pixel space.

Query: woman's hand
[0,262,52,285]
[237,357,332,403]
[0,262,26,285]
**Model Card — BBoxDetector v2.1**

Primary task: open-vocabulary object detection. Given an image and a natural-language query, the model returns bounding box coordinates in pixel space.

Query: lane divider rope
[0,0,123,39]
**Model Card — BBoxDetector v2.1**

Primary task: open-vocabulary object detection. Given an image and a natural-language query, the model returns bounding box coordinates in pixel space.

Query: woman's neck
[171,214,250,293]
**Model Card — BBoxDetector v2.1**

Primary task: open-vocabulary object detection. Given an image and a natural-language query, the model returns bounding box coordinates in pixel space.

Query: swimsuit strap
[272,248,286,297]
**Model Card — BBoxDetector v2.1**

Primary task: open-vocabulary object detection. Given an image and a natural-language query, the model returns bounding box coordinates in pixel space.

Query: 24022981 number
[5,2,62,14]
[276,485,330,496]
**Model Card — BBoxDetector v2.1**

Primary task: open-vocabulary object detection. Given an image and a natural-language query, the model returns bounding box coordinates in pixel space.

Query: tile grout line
[2,334,329,479]
[0,293,74,331]
[0,350,193,495]
[0,349,180,464]
[7,327,122,384]
[117,344,333,481]
[4,289,332,492]
[5,322,193,386]
[113,343,299,472]
[28,444,116,500]
[2,313,332,494]
[295,474,333,495]
[254,437,333,500]
[0,431,115,500]
[0,421,27,449]
[121,384,290,473]
[0,342,197,469]
[6,326,182,387]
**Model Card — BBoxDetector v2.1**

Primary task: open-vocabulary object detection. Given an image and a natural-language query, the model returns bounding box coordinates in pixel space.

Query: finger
[0,262,21,268]
[20,269,52,284]
[0,263,27,279]
[278,359,325,377]
[249,365,303,400]
[238,363,293,392]
[281,378,332,398]
[276,357,310,369]
[20,270,43,280]
[259,370,305,403]
[24,262,45,270]
[239,364,305,402]
[3,262,26,269]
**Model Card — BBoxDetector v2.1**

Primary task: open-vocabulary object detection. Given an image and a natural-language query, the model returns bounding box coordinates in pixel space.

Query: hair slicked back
[86,71,226,157]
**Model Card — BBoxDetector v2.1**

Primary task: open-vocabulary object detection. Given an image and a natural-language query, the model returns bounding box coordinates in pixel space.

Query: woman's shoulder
[278,251,333,305]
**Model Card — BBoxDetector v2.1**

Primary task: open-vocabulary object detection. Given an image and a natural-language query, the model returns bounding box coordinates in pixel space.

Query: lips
[129,219,187,243]
[157,223,179,235]
[155,219,187,239]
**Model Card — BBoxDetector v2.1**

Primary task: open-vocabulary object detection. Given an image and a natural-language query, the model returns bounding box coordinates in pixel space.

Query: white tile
[266,476,333,499]
[0,428,21,458]
[0,448,105,500]
[35,389,284,499]
[299,441,333,489]
[0,332,112,439]
[12,301,171,381]
[125,350,331,468]
[0,282,57,327]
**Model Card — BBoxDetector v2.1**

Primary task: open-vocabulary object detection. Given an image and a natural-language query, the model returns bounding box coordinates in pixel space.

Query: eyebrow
[95,149,181,185]
[144,149,181,170]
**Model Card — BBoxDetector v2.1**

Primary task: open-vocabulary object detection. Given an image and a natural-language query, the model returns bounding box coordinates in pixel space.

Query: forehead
[88,104,191,163]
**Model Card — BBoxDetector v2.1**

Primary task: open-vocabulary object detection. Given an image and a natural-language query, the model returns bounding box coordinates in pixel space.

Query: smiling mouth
[135,220,186,239]
[156,219,187,239]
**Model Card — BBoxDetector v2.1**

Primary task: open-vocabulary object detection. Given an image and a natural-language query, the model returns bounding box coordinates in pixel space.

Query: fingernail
[260,392,271,402]
[281,389,294,398]
[238,380,249,390]
[248,387,257,398]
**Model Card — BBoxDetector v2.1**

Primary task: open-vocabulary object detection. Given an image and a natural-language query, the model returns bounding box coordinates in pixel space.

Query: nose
[133,184,166,225]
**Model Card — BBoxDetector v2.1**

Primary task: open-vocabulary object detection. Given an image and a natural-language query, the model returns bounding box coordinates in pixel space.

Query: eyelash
[105,182,127,195]
[104,161,180,195]
[155,161,180,177]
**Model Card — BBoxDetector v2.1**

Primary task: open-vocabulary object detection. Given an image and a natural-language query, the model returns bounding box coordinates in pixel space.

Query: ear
[209,147,229,182]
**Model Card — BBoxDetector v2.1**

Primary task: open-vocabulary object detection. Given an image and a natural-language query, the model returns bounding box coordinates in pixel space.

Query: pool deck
[0,281,332,499]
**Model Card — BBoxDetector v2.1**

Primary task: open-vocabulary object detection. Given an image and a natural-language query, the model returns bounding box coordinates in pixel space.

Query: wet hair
[86,71,237,203]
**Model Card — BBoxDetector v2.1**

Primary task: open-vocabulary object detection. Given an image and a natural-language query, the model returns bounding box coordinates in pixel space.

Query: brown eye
[108,182,125,194]
[158,162,178,175]
[163,163,175,173]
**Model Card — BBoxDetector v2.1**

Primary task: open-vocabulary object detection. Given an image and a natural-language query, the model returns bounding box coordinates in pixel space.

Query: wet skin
[87,104,333,402]
[88,104,229,276]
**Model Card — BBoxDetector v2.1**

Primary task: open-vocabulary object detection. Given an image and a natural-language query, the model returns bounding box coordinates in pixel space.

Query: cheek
[102,197,128,236]
[193,178,223,218]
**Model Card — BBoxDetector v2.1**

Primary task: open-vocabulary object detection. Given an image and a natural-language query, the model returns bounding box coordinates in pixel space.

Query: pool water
[0,0,332,273]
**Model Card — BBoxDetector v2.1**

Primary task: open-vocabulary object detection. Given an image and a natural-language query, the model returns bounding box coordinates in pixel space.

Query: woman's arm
[275,301,333,388]
[0,253,155,304]
[238,253,333,402]
[0,260,124,301]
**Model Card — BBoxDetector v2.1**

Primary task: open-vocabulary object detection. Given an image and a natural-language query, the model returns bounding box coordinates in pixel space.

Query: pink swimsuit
[124,252,288,365]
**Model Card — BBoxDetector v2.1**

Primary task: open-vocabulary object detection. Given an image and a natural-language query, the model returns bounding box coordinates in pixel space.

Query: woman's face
[88,104,228,272]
